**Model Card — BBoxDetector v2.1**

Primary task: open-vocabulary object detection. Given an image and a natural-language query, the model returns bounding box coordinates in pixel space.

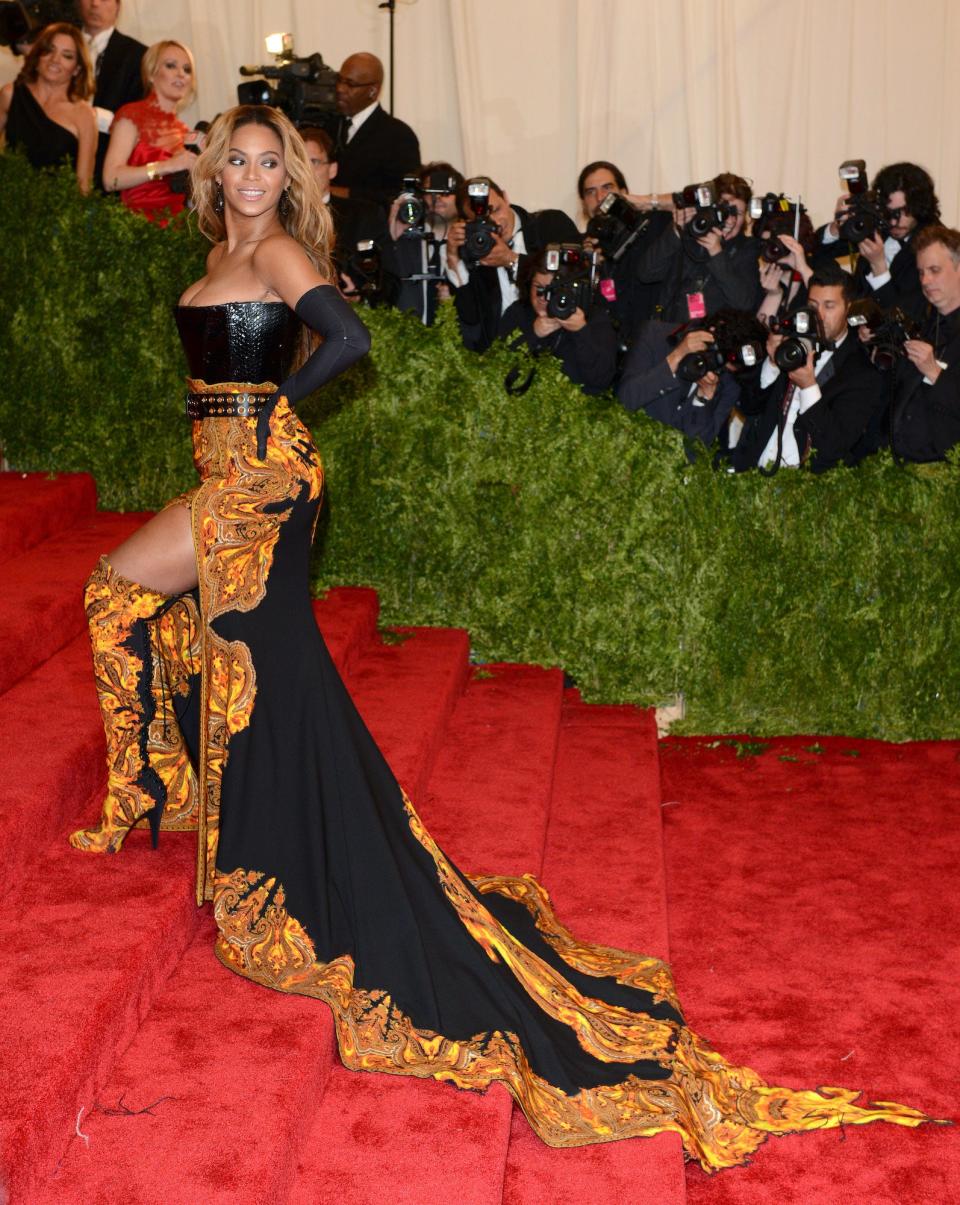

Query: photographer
[752,198,816,325]
[634,171,759,323]
[815,162,940,321]
[725,262,882,473]
[300,126,389,267]
[387,161,464,325]
[888,225,960,462]
[498,248,618,395]
[446,176,579,352]
[617,309,763,448]
[577,160,672,343]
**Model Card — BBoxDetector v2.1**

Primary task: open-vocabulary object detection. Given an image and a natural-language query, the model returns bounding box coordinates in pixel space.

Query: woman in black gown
[68,104,929,1171]
[0,23,97,192]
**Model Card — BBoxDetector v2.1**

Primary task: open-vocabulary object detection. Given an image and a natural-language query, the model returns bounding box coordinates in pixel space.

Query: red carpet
[1,471,955,1203]
[660,736,960,1203]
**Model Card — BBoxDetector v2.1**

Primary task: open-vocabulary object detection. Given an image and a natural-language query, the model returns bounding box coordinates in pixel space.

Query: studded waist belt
[184,379,278,420]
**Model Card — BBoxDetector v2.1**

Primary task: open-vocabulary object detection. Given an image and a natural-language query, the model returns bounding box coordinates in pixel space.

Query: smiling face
[719,193,746,241]
[530,269,554,318]
[151,43,193,107]
[218,122,289,219]
[37,32,81,87]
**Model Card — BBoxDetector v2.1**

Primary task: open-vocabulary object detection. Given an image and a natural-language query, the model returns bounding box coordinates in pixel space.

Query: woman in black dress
[0,23,97,192]
[68,103,928,1171]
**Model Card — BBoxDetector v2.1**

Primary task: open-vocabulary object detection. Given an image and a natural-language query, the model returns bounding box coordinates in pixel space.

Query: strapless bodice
[174,302,299,384]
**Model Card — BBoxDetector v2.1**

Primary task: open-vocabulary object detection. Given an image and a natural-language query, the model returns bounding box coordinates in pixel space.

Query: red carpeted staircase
[0,473,955,1205]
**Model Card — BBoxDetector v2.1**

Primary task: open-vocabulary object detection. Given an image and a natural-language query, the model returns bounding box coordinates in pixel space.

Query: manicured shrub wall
[2,153,957,739]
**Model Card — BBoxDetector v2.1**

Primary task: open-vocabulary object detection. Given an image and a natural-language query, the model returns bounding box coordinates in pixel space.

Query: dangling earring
[214,182,224,216]
[279,188,290,218]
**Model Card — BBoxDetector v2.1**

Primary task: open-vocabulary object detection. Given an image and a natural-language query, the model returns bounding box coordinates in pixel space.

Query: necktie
[344,117,354,144]
[95,49,105,79]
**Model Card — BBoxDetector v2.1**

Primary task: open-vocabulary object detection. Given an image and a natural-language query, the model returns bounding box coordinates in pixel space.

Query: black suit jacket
[635,227,759,323]
[498,300,618,395]
[328,194,389,267]
[727,335,883,473]
[891,306,960,462]
[334,106,420,210]
[92,29,146,189]
[617,319,740,447]
[453,205,580,352]
[812,226,927,321]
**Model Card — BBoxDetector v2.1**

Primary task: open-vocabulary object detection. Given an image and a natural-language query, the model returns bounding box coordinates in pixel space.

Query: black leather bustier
[174,302,300,383]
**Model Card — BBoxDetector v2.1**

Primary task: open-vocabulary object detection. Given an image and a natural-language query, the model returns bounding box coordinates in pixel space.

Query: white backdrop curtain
[3,0,958,228]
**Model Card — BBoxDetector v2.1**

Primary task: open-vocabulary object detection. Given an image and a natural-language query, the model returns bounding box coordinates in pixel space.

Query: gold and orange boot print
[70,557,200,853]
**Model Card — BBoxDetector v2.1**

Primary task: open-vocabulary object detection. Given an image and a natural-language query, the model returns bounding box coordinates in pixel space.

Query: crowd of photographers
[3,3,959,472]
[377,156,960,472]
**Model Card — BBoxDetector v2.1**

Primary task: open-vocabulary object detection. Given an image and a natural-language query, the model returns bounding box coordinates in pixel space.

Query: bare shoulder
[252,232,333,308]
[0,83,13,111]
[75,100,97,132]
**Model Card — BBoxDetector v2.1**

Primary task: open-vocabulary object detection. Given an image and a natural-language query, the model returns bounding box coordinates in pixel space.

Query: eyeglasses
[335,74,371,88]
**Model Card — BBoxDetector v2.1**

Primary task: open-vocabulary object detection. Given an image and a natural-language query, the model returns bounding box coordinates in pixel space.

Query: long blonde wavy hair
[190,104,335,282]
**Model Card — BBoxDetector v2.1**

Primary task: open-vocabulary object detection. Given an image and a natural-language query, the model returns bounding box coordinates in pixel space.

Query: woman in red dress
[102,39,200,220]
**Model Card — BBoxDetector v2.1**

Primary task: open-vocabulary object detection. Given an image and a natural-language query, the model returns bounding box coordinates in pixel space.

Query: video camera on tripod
[0,0,74,51]
[238,34,338,127]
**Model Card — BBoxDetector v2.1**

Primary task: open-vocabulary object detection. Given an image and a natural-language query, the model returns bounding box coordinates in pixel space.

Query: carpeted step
[31,622,473,1204]
[288,663,566,1205]
[0,588,382,901]
[0,835,200,1205]
[659,735,960,1205]
[311,586,380,676]
[502,692,686,1205]
[0,471,97,564]
[0,510,148,697]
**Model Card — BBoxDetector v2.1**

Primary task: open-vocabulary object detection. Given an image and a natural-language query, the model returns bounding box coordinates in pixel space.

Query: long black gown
[120,300,928,1171]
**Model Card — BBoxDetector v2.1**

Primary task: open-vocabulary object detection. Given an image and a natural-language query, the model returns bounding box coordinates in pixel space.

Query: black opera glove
[256,284,371,459]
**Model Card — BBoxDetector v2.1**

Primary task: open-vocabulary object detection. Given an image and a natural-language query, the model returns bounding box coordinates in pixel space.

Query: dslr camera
[585,193,651,262]
[751,193,799,263]
[672,182,736,239]
[769,308,829,372]
[461,180,500,265]
[835,160,890,244]
[344,239,385,306]
[395,169,461,237]
[847,298,922,371]
[541,244,597,320]
[673,313,763,383]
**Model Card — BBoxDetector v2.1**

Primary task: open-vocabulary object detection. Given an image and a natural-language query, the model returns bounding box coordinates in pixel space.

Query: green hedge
[1,152,958,739]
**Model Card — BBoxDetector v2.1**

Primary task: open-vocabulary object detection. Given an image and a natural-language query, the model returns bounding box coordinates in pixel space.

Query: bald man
[331,52,420,210]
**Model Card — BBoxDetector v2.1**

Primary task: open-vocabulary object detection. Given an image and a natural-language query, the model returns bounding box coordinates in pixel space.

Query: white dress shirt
[83,26,116,133]
[822,225,901,291]
[447,207,524,314]
[758,334,846,468]
[345,100,379,143]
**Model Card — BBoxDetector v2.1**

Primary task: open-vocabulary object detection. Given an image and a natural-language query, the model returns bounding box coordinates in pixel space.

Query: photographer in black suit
[498,249,618,395]
[387,162,465,325]
[576,160,672,345]
[300,127,388,267]
[329,52,420,211]
[76,0,145,189]
[635,171,759,324]
[725,262,883,473]
[446,176,579,352]
[889,225,960,462]
[814,162,941,321]
[617,310,763,449]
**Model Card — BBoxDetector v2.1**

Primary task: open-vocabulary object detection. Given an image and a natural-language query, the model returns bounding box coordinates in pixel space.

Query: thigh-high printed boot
[69,556,200,853]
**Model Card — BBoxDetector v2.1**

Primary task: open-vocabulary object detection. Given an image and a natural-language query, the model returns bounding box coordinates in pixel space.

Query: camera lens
[774,337,809,372]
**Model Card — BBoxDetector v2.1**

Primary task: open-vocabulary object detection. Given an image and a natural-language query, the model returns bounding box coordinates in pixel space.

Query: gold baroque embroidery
[469,873,681,1012]
[189,393,323,899]
[149,594,202,830]
[212,863,930,1169]
[401,793,678,1065]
